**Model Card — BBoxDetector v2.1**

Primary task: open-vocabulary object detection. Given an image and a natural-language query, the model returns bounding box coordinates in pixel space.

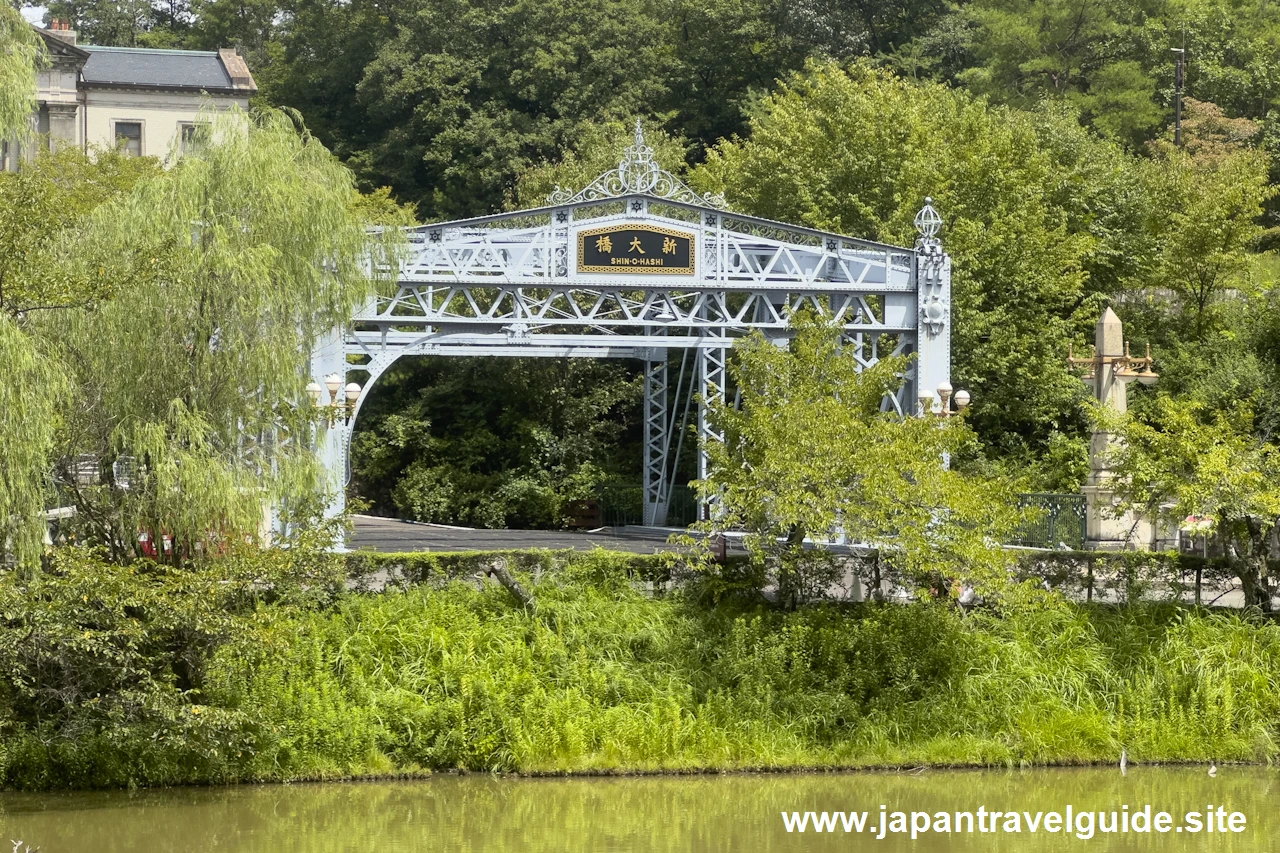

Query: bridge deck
[348,514,700,555]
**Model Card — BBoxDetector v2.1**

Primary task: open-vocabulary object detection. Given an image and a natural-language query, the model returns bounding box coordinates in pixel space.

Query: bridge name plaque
[577,224,695,275]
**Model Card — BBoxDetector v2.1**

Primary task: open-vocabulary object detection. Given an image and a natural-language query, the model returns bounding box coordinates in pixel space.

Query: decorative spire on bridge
[548,120,728,210]
[914,196,942,249]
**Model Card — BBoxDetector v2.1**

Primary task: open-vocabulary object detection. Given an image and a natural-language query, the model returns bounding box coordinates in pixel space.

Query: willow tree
[0,6,40,141]
[28,110,385,562]
[0,315,64,570]
[0,11,54,571]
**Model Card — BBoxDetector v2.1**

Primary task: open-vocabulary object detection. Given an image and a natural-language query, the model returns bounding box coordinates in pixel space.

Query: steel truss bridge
[312,123,952,526]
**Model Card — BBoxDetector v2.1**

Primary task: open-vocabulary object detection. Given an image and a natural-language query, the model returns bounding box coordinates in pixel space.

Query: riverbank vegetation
[2,547,1278,790]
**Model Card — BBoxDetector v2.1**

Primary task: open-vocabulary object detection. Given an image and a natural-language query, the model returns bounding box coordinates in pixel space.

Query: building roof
[82,46,230,90]
[79,45,255,93]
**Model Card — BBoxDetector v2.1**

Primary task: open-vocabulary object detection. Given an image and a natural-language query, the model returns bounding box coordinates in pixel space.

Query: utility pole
[1172,48,1186,147]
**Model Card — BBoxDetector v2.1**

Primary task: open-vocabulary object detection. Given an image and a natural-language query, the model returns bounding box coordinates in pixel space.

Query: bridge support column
[309,326,350,536]
[696,344,727,520]
[642,353,671,526]
[914,200,951,415]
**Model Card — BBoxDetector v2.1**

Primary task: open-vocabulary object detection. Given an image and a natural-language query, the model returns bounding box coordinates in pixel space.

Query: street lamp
[919,380,971,418]
[1067,340,1158,386]
[307,376,363,425]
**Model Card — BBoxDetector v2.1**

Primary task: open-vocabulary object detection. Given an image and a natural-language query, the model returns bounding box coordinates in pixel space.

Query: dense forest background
[27,0,1280,527]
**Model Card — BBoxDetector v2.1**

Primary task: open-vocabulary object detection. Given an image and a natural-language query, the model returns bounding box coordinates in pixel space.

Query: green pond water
[0,766,1274,852]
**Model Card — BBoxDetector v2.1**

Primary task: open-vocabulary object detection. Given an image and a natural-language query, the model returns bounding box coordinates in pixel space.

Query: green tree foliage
[0,147,160,315]
[0,4,41,140]
[184,0,277,52]
[40,0,270,50]
[799,0,952,57]
[1108,398,1280,610]
[693,63,1111,466]
[0,45,91,575]
[692,63,1280,487]
[27,0,1280,522]
[1140,106,1277,339]
[41,0,158,46]
[952,0,1163,144]
[1111,102,1279,441]
[1145,0,1280,125]
[697,311,1024,605]
[0,150,156,572]
[39,0,869,215]
[351,357,641,528]
[916,0,1280,145]
[664,0,947,146]
[244,0,393,166]
[39,0,1280,195]
[339,0,672,218]
[0,112,385,567]
[345,185,419,226]
[0,542,344,788]
[0,316,62,572]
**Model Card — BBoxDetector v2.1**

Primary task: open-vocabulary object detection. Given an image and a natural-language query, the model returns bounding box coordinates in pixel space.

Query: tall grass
[204,552,1280,783]
[4,548,1280,789]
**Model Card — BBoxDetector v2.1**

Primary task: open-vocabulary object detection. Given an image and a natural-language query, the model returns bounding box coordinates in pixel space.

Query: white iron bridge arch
[312,123,952,526]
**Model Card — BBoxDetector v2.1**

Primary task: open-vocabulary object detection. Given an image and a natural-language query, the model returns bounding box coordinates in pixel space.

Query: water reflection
[0,766,1273,852]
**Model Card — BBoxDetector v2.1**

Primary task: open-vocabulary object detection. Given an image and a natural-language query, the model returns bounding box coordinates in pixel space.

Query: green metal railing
[1011,493,1087,550]
[596,483,698,528]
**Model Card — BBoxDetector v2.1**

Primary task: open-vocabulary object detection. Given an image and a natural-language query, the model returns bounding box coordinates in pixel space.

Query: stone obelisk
[1078,307,1158,550]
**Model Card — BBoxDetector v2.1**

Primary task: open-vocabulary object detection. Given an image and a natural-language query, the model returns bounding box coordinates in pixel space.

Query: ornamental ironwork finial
[548,120,728,210]
[914,197,942,244]
[915,196,948,338]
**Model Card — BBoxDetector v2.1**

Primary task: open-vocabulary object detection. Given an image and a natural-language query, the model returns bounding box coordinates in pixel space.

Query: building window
[114,122,142,157]
[178,122,206,154]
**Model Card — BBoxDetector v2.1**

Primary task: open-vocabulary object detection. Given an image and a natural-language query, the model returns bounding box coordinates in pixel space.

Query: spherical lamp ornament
[344,382,362,405]
[305,381,323,407]
[324,373,342,399]
[914,197,942,241]
[954,390,971,410]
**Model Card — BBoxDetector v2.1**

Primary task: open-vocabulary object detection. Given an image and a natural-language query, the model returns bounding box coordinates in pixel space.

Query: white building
[1,21,256,170]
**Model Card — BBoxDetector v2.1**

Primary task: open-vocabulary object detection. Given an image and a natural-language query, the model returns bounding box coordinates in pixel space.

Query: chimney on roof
[46,18,79,45]
[218,48,257,92]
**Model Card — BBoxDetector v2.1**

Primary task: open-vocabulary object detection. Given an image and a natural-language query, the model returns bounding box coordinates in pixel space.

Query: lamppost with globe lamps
[304,374,363,425]
[919,380,971,419]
